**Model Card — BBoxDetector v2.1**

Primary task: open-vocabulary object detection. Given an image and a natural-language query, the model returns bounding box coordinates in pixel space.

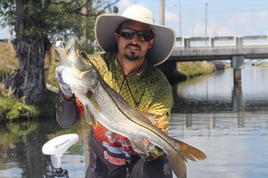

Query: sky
[1,0,268,39]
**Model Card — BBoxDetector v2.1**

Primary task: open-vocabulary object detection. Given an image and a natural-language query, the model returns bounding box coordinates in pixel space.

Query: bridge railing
[176,35,268,48]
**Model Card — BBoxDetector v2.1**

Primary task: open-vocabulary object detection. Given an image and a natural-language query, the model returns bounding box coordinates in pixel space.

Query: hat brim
[95,14,176,66]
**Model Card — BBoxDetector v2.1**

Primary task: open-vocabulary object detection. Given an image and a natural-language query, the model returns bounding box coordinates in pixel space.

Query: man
[55,5,176,178]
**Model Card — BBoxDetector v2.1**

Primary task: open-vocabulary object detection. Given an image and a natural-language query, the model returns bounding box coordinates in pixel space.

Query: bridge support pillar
[231,56,244,84]
[158,60,185,84]
[232,81,243,112]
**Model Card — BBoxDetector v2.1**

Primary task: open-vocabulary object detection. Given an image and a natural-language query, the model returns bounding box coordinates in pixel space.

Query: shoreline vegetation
[0,42,58,122]
[0,41,262,122]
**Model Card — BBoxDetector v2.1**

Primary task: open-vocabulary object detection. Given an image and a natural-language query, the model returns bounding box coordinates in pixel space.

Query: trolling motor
[42,133,79,178]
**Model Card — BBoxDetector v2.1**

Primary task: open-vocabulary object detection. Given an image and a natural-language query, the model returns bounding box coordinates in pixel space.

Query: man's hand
[55,66,73,99]
[143,138,164,161]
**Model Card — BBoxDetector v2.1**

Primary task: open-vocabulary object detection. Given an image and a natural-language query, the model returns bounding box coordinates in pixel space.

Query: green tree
[0,0,119,105]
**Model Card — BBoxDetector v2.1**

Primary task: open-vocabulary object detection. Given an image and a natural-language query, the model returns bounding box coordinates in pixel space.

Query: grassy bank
[177,61,216,79]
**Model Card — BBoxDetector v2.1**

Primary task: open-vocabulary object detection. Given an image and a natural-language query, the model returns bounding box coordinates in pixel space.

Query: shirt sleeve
[75,97,84,118]
[55,90,80,128]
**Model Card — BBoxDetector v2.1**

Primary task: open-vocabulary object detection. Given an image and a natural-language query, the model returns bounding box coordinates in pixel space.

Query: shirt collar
[114,57,148,79]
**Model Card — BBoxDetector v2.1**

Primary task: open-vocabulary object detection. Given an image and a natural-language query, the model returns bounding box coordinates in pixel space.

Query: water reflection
[0,119,90,178]
[173,66,268,113]
[169,112,268,178]
[170,66,268,178]
[0,121,48,178]
[0,66,268,178]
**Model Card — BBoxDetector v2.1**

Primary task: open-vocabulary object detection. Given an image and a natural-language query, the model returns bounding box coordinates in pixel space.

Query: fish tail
[167,152,186,178]
[166,138,207,178]
[174,138,207,161]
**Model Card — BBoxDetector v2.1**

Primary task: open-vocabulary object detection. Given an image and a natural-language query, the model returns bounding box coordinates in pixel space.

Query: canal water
[0,65,268,178]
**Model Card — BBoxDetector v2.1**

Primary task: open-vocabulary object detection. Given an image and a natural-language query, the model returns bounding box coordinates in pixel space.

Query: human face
[115,20,154,62]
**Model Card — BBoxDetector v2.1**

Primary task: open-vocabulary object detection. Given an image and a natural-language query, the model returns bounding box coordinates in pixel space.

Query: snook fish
[55,37,206,178]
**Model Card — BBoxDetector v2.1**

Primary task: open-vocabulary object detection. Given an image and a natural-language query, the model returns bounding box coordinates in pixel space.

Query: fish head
[56,36,99,94]
[55,36,93,73]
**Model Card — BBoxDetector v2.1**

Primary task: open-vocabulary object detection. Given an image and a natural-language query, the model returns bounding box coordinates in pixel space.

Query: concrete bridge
[171,35,268,61]
[161,35,268,83]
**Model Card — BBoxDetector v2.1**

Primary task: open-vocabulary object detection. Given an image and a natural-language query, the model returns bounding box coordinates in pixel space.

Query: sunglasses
[116,28,154,42]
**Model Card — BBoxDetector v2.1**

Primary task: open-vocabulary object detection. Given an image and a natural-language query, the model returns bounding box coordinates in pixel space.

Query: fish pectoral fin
[89,96,101,112]
[130,139,147,157]
[83,105,96,126]
[82,96,101,127]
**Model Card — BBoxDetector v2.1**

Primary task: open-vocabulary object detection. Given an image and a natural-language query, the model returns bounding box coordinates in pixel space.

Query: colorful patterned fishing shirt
[89,52,173,132]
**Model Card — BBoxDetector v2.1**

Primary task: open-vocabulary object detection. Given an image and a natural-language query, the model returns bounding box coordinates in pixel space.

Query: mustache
[126,43,141,50]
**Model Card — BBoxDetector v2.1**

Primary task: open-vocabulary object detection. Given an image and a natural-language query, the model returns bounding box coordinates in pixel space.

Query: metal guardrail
[171,35,268,61]
[175,35,268,48]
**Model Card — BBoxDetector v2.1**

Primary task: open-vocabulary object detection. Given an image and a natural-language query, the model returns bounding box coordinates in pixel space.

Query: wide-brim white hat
[95,5,176,66]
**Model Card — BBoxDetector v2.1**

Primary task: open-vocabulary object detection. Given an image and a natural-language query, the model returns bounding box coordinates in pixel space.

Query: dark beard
[124,52,139,61]
[124,44,141,61]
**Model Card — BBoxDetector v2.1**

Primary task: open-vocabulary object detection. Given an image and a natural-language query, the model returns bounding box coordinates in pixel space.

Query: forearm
[55,90,80,128]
